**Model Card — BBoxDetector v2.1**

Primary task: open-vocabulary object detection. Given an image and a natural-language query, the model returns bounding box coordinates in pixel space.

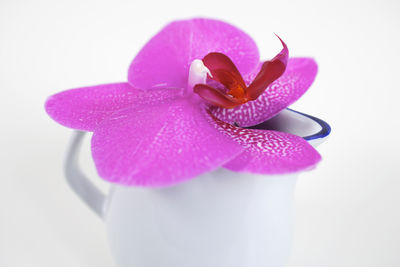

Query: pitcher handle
[64,131,106,218]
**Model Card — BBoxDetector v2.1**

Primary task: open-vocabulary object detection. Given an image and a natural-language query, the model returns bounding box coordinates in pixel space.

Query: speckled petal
[210,114,321,174]
[91,98,243,187]
[45,83,183,131]
[211,58,318,127]
[128,18,259,90]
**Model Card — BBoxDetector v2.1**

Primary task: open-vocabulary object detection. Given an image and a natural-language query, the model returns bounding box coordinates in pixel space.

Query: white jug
[65,108,330,267]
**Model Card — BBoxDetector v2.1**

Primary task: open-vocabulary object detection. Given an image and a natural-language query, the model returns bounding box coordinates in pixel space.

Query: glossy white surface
[105,172,297,267]
[61,108,325,267]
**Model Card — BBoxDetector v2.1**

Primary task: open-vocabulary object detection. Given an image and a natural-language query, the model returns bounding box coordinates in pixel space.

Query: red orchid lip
[194,35,289,109]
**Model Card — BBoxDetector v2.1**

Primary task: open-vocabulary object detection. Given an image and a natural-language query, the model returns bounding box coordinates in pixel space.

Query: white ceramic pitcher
[65,108,330,267]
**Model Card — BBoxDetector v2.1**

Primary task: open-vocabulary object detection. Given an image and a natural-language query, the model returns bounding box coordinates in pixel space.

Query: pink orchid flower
[45,18,321,187]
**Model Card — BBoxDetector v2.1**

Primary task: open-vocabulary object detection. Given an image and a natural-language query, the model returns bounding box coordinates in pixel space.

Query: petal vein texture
[91,99,243,186]
[210,58,318,127]
[128,18,260,90]
[210,114,321,174]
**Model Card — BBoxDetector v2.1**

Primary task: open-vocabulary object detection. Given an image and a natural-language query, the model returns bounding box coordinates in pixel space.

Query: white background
[1,0,399,266]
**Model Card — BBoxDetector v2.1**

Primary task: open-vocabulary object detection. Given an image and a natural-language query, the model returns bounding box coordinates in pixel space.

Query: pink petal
[211,58,318,127]
[91,98,243,187]
[128,18,259,90]
[210,115,321,174]
[45,82,183,131]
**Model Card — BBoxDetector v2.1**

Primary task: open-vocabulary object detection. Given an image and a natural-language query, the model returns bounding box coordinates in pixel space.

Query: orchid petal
[193,84,243,108]
[247,36,288,100]
[210,58,318,127]
[128,18,259,90]
[91,99,243,187]
[45,83,183,131]
[210,115,321,174]
[202,52,246,92]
